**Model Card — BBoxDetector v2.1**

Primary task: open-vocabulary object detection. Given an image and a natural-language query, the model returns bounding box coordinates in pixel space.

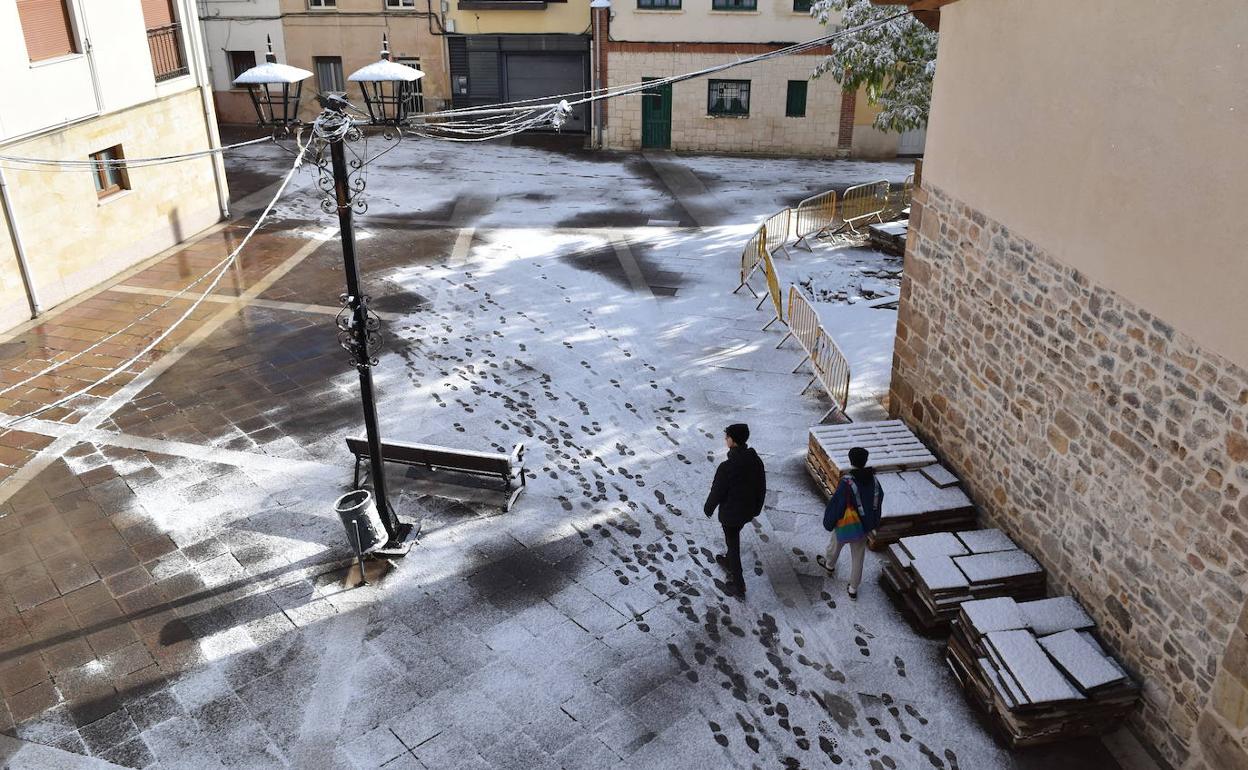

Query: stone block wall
[890,183,1248,769]
[0,89,222,333]
[604,48,844,156]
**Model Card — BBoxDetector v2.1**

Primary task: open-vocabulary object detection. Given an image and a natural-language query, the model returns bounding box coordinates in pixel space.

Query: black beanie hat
[726,423,750,445]
[848,446,869,468]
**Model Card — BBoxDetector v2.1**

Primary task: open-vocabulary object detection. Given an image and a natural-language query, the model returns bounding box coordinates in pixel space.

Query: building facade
[199,0,289,125]
[202,0,451,125]
[884,1,1248,768]
[601,0,917,157]
[0,0,226,332]
[443,0,594,133]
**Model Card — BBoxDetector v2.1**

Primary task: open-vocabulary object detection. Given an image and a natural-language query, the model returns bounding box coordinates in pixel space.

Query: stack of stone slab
[806,421,976,548]
[881,529,1046,631]
[946,596,1140,747]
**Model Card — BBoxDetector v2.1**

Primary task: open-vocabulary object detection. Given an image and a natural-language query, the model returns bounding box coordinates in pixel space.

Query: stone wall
[604,48,844,156]
[0,89,222,332]
[890,183,1248,769]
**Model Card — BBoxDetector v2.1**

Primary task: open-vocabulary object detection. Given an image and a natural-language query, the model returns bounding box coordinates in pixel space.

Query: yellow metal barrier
[777,285,851,420]
[792,190,837,251]
[839,179,890,233]
[734,224,767,297]
[901,173,915,210]
[756,245,785,331]
[762,208,792,261]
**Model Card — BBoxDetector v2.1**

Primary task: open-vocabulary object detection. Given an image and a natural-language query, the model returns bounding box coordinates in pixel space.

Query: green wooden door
[641,78,671,149]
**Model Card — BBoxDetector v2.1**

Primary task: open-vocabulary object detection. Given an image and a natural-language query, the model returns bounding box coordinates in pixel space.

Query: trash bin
[335,489,387,555]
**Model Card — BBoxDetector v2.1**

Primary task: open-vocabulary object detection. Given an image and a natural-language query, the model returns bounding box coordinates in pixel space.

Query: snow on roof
[233,62,312,85]
[349,59,424,83]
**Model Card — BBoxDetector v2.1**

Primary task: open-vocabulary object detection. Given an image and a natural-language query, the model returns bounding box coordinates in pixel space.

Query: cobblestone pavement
[0,140,1131,769]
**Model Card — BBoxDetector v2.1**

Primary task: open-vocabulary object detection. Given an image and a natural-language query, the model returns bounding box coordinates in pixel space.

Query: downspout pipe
[185,0,230,220]
[0,167,42,319]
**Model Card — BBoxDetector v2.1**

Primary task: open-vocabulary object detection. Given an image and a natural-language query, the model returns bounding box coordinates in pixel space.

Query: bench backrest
[346,437,512,475]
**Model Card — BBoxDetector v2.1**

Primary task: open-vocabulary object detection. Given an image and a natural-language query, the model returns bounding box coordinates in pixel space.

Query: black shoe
[714,554,731,571]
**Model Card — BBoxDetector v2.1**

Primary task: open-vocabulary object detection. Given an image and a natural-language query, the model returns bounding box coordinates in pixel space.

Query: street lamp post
[234,39,424,549]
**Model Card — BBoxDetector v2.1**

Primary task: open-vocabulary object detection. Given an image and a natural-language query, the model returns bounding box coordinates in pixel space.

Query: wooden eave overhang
[870,0,958,31]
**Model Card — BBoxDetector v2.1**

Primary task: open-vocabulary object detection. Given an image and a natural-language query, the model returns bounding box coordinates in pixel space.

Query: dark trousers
[722,522,745,584]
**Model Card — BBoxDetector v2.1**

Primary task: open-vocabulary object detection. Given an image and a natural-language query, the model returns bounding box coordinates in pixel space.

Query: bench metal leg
[353,456,364,489]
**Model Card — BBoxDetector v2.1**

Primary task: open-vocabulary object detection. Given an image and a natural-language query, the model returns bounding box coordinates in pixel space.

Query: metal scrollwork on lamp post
[234,39,423,550]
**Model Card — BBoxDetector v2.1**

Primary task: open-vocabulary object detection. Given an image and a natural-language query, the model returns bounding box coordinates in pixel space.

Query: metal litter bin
[335,490,387,585]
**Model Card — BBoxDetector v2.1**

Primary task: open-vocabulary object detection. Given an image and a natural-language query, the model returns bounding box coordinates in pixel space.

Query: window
[638,0,682,8]
[385,0,416,6]
[397,57,424,113]
[228,50,256,82]
[711,0,756,9]
[707,80,750,116]
[785,80,808,117]
[16,0,78,62]
[90,146,129,199]
[308,0,336,7]
[314,56,345,94]
[792,0,811,11]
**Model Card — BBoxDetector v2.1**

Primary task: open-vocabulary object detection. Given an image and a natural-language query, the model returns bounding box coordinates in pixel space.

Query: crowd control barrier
[755,246,785,331]
[777,285,851,420]
[735,224,768,297]
[792,190,838,251]
[839,180,890,233]
[762,208,792,261]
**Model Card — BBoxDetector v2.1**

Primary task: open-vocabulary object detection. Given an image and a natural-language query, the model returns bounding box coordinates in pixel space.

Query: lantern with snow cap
[349,35,425,126]
[233,36,312,128]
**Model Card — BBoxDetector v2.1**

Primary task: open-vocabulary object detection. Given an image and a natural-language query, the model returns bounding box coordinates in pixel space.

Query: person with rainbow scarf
[817,446,884,599]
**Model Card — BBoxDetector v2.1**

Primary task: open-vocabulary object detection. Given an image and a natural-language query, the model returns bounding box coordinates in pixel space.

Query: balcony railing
[147,23,188,82]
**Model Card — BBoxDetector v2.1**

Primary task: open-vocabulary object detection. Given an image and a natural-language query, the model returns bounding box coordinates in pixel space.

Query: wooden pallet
[945,597,1141,748]
[809,421,937,481]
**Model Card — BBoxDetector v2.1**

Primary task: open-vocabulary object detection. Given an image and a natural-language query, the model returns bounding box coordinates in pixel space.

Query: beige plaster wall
[924,0,1248,367]
[446,0,592,35]
[609,0,825,43]
[605,51,841,155]
[0,90,220,332]
[279,0,450,120]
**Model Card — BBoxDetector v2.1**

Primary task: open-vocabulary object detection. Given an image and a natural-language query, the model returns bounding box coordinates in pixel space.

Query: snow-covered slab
[1021,597,1095,636]
[954,550,1042,583]
[962,597,1028,634]
[920,463,959,488]
[912,555,970,591]
[955,528,1017,554]
[985,630,1085,705]
[889,543,913,569]
[899,531,968,561]
[878,471,974,518]
[979,657,1024,709]
[1038,630,1126,692]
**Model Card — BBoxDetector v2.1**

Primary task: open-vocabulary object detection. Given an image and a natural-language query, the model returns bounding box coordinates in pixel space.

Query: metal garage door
[504,54,588,134]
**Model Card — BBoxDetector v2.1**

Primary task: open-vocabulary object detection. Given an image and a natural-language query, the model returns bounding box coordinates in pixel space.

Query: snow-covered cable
[0,132,310,429]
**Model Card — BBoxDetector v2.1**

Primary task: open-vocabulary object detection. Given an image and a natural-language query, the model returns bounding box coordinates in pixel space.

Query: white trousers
[825,537,867,589]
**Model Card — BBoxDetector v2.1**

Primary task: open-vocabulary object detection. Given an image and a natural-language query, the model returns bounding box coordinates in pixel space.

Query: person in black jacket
[703,423,766,596]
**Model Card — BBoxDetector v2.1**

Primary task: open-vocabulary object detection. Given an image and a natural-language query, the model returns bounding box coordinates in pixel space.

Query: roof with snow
[349,59,424,83]
[233,62,313,85]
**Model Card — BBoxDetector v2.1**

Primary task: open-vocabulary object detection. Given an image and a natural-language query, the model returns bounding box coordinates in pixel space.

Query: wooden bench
[346,437,526,512]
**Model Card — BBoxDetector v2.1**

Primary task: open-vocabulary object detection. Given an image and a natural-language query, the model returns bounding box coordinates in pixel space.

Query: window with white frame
[308,0,336,8]
[385,0,417,7]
